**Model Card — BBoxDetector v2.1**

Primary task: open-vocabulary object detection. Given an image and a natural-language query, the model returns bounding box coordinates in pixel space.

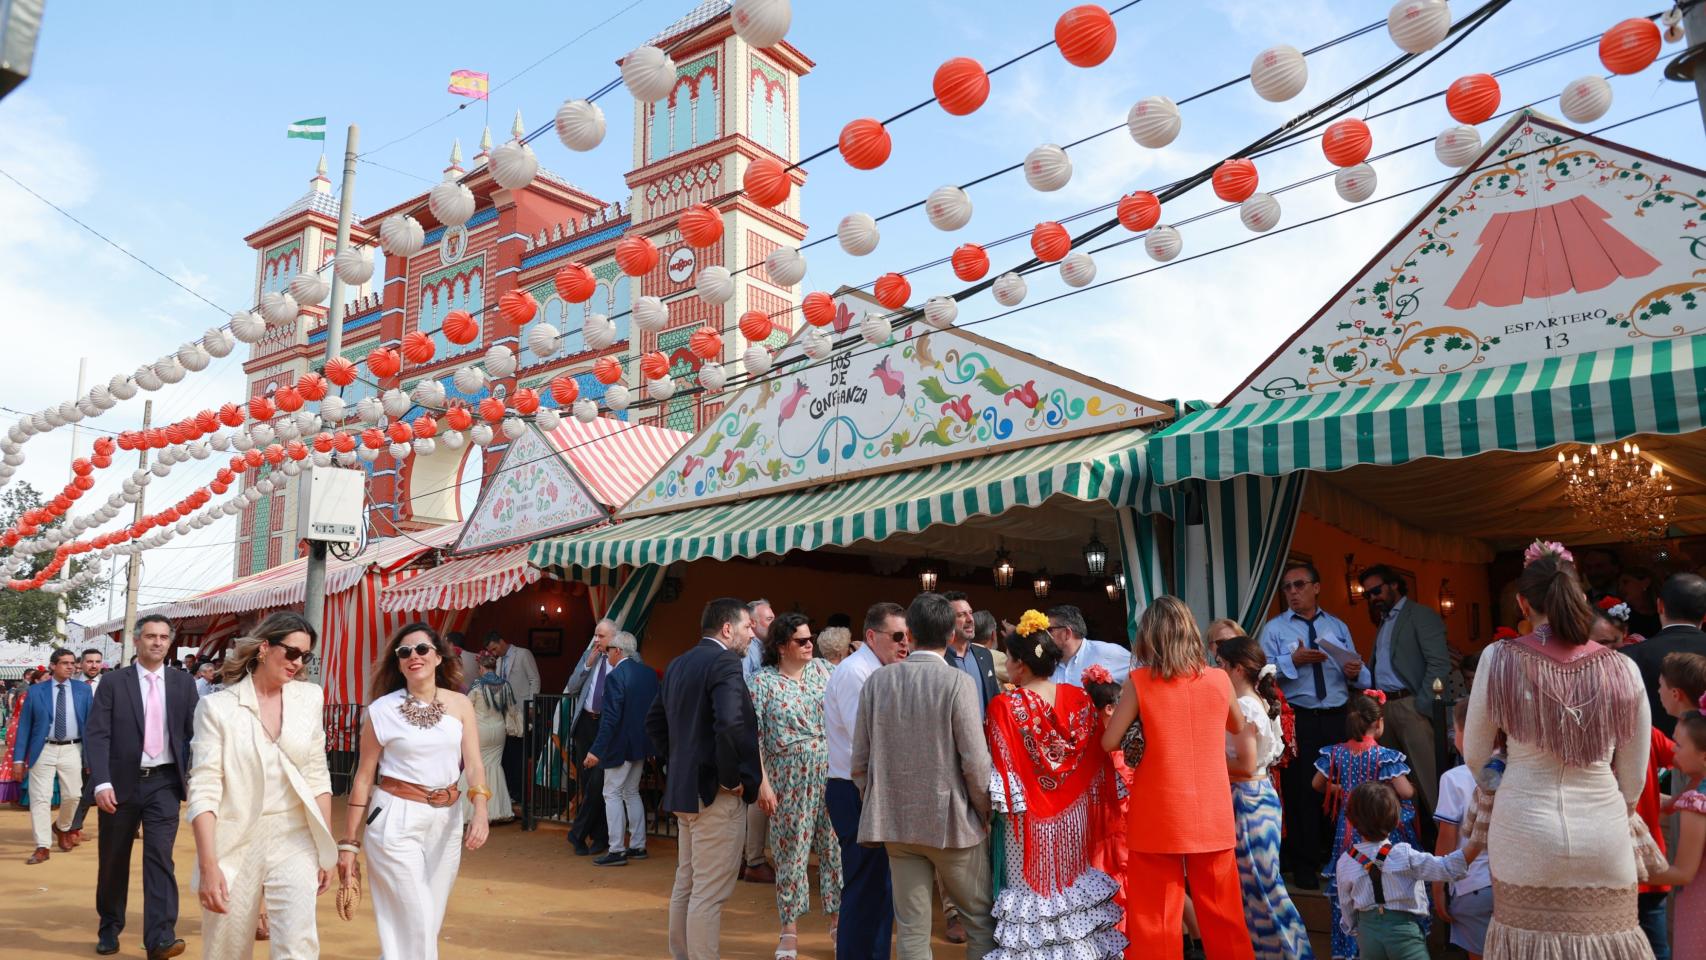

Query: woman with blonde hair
[187,611,337,958]
[1102,597,1253,960]
[1207,618,1246,657]
[815,626,852,666]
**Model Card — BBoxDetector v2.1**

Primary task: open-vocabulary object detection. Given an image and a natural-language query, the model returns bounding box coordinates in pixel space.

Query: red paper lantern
[1600,17,1661,75]
[51,494,71,513]
[387,421,412,444]
[838,118,892,170]
[739,310,774,343]
[443,309,479,345]
[366,346,401,379]
[744,156,792,208]
[1321,119,1372,168]
[93,437,115,456]
[146,428,167,449]
[71,457,93,477]
[285,440,308,462]
[412,415,438,439]
[593,357,623,385]
[934,57,990,116]
[263,444,285,466]
[874,273,912,310]
[615,234,659,277]
[73,475,94,492]
[1055,5,1117,68]
[511,387,541,415]
[678,203,725,248]
[444,406,473,431]
[243,449,264,469]
[312,433,334,453]
[802,292,837,327]
[274,386,304,413]
[690,326,723,359]
[952,243,990,281]
[1212,159,1259,203]
[247,396,276,422]
[1030,222,1071,263]
[553,263,597,304]
[361,428,385,450]
[478,397,506,423]
[400,331,436,366]
[548,376,580,406]
[91,454,111,470]
[639,351,671,381]
[332,432,356,453]
[194,410,219,434]
[1446,74,1500,125]
[323,357,357,387]
[165,423,188,446]
[499,290,539,329]
[1117,191,1162,232]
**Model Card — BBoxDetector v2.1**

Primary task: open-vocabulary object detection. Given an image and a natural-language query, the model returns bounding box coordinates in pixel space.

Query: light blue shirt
[1258,608,1356,709]
[49,679,80,740]
[742,637,763,681]
[1051,637,1131,688]
[1373,597,1406,693]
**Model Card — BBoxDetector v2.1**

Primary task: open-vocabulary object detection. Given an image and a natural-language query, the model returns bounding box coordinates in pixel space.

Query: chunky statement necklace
[399,690,444,729]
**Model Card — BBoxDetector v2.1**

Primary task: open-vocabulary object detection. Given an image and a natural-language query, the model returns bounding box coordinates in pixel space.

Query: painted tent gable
[621,289,1172,517]
[1232,112,1706,402]
[452,424,608,555]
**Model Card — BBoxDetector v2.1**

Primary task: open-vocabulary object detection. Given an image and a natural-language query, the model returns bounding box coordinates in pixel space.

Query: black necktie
[53,682,67,741]
[1304,616,1328,700]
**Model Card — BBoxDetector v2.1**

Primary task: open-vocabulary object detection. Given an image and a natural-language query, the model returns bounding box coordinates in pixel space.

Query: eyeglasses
[394,642,436,660]
[1280,579,1317,592]
[1362,581,1390,594]
[788,635,815,648]
[881,630,907,645]
[267,639,313,665]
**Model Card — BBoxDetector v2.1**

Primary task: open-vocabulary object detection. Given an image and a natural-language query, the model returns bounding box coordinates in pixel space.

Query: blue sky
[1,0,1701,607]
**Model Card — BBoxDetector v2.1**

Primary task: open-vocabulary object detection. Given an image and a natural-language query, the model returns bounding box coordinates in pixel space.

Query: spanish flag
[448,70,489,100]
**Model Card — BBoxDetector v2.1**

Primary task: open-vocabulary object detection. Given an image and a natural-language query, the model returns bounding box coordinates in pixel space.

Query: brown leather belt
[378,776,461,808]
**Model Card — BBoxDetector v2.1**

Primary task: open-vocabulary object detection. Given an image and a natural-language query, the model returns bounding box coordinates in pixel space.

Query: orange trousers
[1124,848,1254,960]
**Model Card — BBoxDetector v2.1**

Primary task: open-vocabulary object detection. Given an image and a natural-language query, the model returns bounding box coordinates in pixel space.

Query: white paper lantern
[453,364,488,396]
[387,441,411,461]
[1060,251,1098,288]
[861,312,890,347]
[491,140,539,191]
[623,46,678,102]
[1024,144,1073,192]
[926,186,973,231]
[800,330,833,360]
[409,380,445,409]
[923,297,959,330]
[89,385,114,410]
[696,266,735,304]
[177,342,212,372]
[26,411,47,432]
[335,247,375,285]
[603,383,632,412]
[554,99,607,152]
[1560,75,1613,125]
[254,477,275,496]
[1334,164,1378,203]
[526,322,561,360]
[765,246,808,286]
[441,429,466,451]
[189,441,211,461]
[109,374,137,400]
[357,445,380,463]
[311,451,333,468]
[381,388,410,419]
[699,361,728,391]
[249,421,276,446]
[633,295,669,333]
[201,327,235,359]
[230,432,256,453]
[279,459,301,477]
[992,272,1028,307]
[1251,45,1308,102]
[209,432,231,451]
[647,377,677,401]
[470,423,495,447]
[743,345,773,377]
[534,407,561,432]
[501,418,528,441]
[584,314,617,351]
[732,0,791,47]
[288,272,330,306]
[259,291,299,324]
[838,213,880,256]
[150,460,172,479]
[1387,0,1451,54]
[380,214,425,257]
[1240,193,1282,232]
[1434,124,1482,167]
[430,175,476,227]
[1145,225,1183,262]
[134,365,163,392]
[56,400,81,422]
[230,312,267,344]
[1126,96,1182,148]
[484,344,518,380]
[571,399,598,423]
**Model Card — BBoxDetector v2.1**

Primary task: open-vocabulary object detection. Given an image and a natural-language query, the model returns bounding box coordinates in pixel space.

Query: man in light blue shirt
[1047,605,1130,688]
[1257,560,1363,889]
[739,599,776,883]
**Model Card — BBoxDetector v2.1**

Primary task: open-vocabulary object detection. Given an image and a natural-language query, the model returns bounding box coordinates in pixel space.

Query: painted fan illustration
[1446,195,1660,310]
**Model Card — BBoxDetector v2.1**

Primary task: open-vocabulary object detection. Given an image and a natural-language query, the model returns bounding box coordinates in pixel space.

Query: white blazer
[186,675,337,890]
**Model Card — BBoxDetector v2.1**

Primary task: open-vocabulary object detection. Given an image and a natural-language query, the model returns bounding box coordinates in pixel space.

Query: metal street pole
[303,123,359,669]
[55,356,87,644]
[1669,5,1706,135]
[120,399,152,666]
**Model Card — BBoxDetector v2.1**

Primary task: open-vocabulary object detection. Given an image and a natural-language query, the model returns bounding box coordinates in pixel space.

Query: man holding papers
[1258,560,1362,891]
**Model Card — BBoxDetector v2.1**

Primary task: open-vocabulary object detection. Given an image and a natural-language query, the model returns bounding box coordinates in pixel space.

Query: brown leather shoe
[740,861,775,884]
[70,829,86,847]
[26,846,50,864]
[53,824,74,851]
[945,913,968,944]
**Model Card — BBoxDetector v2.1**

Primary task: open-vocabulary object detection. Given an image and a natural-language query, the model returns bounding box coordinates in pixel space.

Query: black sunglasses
[787,635,815,647]
[267,638,313,664]
[394,642,436,660]
[887,630,906,644]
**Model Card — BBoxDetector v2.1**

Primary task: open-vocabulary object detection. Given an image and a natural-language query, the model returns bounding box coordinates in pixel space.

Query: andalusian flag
[448,70,489,100]
[287,117,326,141]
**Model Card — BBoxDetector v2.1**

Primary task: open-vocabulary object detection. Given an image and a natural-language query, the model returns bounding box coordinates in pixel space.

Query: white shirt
[1432,765,1493,895]
[824,644,883,780]
[137,662,174,769]
[47,679,81,741]
[86,674,101,696]
[1051,637,1131,687]
[1335,840,1468,934]
[1226,694,1284,777]
[1373,597,1407,692]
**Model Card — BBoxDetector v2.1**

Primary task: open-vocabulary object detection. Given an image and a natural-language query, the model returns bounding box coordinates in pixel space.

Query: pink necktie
[143,673,164,759]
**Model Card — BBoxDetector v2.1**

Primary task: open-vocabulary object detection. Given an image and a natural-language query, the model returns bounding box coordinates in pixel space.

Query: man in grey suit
[853,593,994,959]
[1359,564,1451,816]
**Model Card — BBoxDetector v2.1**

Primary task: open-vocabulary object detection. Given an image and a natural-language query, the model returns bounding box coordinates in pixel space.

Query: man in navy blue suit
[11,647,94,864]
[584,630,662,867]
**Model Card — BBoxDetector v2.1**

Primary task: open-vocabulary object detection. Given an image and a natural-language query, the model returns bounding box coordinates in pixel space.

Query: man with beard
[1358,564,1449,818]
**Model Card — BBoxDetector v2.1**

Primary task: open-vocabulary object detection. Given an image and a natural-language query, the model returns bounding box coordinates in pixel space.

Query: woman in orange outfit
[1102,596,1254,960]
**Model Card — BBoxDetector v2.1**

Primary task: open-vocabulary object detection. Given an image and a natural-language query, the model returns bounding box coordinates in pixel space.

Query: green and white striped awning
[529,428,1160,570]
[1149,335,1706,484]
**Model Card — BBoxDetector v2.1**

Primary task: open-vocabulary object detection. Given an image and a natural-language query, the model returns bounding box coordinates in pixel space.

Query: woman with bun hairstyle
[985,610,1125,958]
[1220,635,1314,960]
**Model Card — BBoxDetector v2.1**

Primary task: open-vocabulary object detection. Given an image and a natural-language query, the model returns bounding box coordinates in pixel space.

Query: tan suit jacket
[852,650,991,849]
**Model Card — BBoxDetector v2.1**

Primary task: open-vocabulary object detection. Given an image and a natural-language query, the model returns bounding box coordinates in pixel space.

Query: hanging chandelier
[1555,442,1676,541]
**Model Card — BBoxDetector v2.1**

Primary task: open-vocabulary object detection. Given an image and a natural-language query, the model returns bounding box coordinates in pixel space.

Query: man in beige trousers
[853,592,995,959]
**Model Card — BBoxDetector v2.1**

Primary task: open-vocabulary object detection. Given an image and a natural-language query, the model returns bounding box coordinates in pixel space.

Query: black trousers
[1280,705,1344,878]
[827,778,893,959]
[502,735,524,800]
[567,709,607,848]
[96,770,182,949]
[70,761,94,831]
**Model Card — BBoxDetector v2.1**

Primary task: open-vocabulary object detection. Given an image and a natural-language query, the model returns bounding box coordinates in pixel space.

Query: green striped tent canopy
[530,428,1161,570]
[1148,334,1706,484]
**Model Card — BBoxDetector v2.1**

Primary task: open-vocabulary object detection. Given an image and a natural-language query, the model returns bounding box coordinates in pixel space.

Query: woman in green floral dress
[750,612,842,960]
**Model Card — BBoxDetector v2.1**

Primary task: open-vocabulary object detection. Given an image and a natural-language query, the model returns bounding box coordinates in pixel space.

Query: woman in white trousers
[338,623,489,960]
[188,612,337,959]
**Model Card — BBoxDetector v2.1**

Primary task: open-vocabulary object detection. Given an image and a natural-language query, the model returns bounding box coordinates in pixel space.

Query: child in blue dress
[1312,691,1418,960]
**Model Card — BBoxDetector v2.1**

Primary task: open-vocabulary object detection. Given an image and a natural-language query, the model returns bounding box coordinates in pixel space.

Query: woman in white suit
[188,612,337,959]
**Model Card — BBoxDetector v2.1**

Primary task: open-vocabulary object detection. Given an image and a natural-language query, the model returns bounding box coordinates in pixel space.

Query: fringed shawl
[1484,637,1643,768]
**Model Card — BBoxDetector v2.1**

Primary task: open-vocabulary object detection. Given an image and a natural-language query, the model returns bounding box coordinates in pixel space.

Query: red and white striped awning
[182,523,462,616]
[377,542,542,612]
[543,417,688,507]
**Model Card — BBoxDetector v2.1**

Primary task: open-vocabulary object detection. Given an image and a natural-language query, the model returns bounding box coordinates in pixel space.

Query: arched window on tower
[748,59,789,157]
[645,54,720,164]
